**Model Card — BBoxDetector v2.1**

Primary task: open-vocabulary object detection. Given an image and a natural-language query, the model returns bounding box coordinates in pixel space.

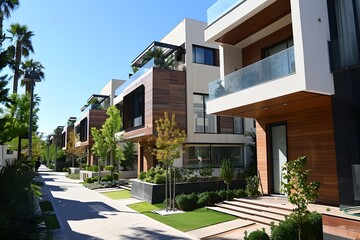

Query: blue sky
[3,0,217,136]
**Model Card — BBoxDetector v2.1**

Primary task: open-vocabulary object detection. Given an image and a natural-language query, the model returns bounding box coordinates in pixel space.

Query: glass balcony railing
[328,30,360,71]
[115,57,181,96]
[207,0,246,25]
[209,46,295,100]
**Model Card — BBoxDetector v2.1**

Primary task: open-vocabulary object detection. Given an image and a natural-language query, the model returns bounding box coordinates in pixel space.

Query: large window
[193,94,217,133]
[328,0,360,69]
[192,45,219,66]
[234,117,244,134]
[123,85,145,129]
[79,118,87,142]
[183,144,244,168]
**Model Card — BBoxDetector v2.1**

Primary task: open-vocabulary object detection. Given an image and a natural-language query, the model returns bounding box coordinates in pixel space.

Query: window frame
[192,45,219,66]
[193,93,217,134]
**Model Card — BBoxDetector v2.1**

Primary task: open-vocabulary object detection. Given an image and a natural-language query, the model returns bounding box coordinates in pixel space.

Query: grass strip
[101,190,131,200]
[40,201,54,212]
[128,202,237,232]
[43,214,61,229]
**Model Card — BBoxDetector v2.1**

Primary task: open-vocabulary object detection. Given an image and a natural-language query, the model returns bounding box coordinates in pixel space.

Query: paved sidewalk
[38,165,198,240]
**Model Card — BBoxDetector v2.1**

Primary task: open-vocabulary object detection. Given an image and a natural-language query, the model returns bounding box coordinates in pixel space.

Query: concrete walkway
[38,165,198,240]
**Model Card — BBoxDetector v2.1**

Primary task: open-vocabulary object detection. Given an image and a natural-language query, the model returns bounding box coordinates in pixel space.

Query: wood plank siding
[123,68,186,142]
[242,24,293,67]
[216,0,291,45]
[322,214,360,239]
[122,68,186,173]
[256,94,339,205]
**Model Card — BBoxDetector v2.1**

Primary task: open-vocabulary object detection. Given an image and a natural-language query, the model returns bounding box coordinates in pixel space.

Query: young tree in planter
[220,158,234,201]
[281,156,320,240]
[91,127,107,185]
[91,106,124,184]
[151,112,186,211]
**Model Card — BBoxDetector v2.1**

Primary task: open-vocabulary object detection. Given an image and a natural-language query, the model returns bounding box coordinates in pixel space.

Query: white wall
[291,0,334,95]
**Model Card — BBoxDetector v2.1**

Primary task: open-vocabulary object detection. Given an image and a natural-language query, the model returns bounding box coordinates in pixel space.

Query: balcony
[207,0,246,25]
[329,30,360,72]
[209,46,295,100]
[115,41,184,97]
[115,57,178,96]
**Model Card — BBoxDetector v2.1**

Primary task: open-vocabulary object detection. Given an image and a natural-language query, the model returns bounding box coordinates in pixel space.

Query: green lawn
[40,201,54,212]
[128,202,237,232]
[39,201,60,229]
[101,190,131,200]
[43,214,61,229]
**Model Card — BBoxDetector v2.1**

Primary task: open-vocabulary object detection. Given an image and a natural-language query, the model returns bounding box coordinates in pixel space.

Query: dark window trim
[263,37,294,58]
[192,44,219,66]
[194,93,217,134]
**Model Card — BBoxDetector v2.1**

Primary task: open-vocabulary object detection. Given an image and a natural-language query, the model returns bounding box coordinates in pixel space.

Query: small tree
[220,158,234,201]
[281,156,320,240]
[64,129,84,167]
[122,141,136,171]
[102,106,123,169]
[91,127,107,184]
[152,112,186,211]
[91,106,124,184]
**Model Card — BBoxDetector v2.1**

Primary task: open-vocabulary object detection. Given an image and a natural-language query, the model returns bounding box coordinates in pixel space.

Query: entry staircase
[186,197,293,239]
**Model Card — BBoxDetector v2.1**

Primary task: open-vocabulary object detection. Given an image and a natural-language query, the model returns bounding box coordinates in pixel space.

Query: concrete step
[119,185,132,191]
[234,197,294,212]
[207,206,280,226]
[215,202,286,222]
[206,223,271,240]
[224,200,292,216]
[185,218,254,239]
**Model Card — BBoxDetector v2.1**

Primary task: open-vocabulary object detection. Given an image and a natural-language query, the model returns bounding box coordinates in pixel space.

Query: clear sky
[3,0,217,136]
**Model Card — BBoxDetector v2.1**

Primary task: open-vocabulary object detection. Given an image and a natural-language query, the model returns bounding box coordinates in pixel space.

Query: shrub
[176,193,199,211]
[84,177,94,184]
[199,166,213,180]
[62,167,69,172]
[244,228,270,240]
[271,212,322,240]
[92,176,99,182]
[217,189,227,201]
[228,189,236,200]
[101,175,112,182]
[154,174,166,184]
[139,171,146,180]
[246,175,260,196]
[208,191,221,205]
[92,166,99,172]
[113,172,119,180]
[235,188,247,198]
[80,163,87,169]
[104,165,114,171]
[49,164,54,169]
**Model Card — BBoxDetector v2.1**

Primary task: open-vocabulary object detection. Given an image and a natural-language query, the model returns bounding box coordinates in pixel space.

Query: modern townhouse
[205,0,360,238]
[113,18,254,175]
[74,79,124,166]
[61,117,76,151]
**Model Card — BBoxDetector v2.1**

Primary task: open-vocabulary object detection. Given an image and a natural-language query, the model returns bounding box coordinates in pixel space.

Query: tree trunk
[226,183,229,201]
[17,135,21,160]
[165,163,168,211]
[13,41,22,94]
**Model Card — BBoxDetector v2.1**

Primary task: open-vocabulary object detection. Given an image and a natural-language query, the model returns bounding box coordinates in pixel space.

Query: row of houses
[58,18,255,175]
[55,0,360,238]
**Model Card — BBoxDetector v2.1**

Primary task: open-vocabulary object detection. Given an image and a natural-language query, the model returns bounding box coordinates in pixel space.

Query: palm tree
[0,0,19,39]
[7,23,34,94]
[21,59,44,93]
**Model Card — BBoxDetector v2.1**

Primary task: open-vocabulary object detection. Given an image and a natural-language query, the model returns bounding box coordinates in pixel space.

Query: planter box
[119,170,137,179]
[69,167,80,174]
[79,170,111,181]
[131,179,246,204]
